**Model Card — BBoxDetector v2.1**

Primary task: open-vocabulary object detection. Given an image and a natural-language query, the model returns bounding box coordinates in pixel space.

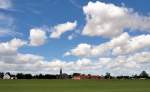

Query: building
[3,73,11,79]
[59,68,69,79]
[10,75,17,79]
[59,68,63,79]
[72,76,81,80]
[3,73,17,79]
[72,73,101,80]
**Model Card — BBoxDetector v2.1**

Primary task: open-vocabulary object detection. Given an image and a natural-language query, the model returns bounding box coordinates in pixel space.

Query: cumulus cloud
[112,34,150,55]
[16,53,44,64]
[0,38,27,55]
[100,56,139,69]
[0,48,94,74]
[82,1,150,38]
[128,52,150,63]
[64,43,92,57]
[1,38,150,75]
[99,51,150,72]
[50,21,77,38]
[29,28,47,46]
[0,39,95,74]
[65,32,150,57]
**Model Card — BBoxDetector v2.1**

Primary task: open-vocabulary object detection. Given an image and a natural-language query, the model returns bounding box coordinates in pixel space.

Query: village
[0,68,149,80]
[0,68,101,80]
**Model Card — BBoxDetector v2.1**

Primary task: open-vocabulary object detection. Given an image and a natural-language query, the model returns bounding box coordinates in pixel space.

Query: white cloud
[0,47,93,74]
[0,0,12,9]
[50,21,77,38]
[0,38,27,55]
[112,34,150,55]
[65,32,150,57]
[0,39,97,74]
[76,58,92,66]
[29,28,47,46]
[101,56,139,70]
[128,52,150,63]
[0,38,150,75]
[65,43,92,57]
[99,51,150,72]
[82,1,150,38]
[16,53,44,64]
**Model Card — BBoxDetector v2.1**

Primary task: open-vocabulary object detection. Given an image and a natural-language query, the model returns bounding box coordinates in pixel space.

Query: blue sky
[0,0,150,75]
[2,0,148,59]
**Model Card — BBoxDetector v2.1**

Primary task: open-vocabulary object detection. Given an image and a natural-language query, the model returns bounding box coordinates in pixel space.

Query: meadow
[0,79,150,92]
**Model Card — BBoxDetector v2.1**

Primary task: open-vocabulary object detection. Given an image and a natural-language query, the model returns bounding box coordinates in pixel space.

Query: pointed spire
[60,67,62,75]
[60,67,62,79]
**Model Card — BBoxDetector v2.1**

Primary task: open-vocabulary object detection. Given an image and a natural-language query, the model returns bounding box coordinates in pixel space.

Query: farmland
[0,79,150,92]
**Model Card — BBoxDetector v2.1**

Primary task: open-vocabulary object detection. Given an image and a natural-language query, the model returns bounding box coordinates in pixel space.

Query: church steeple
[60,68,62,75]
[59,68,62,79]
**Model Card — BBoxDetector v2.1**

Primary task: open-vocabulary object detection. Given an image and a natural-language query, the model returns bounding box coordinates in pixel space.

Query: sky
[0,0,150,76]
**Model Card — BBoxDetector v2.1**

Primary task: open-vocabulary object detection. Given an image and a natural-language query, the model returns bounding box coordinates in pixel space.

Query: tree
[39,74,43,79]
[0,72,4,78]
[6,72,11,76]
[105,72,112,79]
[16,73,24,79]
[139,71,149,78]
[73,73,80,76]
[24,74,32,79]
[132,74,140,79]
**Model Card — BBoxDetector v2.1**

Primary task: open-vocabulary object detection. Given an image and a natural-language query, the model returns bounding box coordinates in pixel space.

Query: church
[59,68,69,79]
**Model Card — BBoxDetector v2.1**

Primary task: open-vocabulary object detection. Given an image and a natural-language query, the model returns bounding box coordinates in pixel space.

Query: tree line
[0,71,149,80]
[104,71,150,79]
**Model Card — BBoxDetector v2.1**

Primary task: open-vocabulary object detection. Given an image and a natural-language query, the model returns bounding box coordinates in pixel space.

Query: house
[10,75,17,79]
[3,73,17,79]
[62,73,69,79]
[3,73,11,79]
[72,73,101,80]
[72,76,81,80]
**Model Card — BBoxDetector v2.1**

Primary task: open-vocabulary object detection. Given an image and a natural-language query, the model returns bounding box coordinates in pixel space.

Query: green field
[0,80,150,92]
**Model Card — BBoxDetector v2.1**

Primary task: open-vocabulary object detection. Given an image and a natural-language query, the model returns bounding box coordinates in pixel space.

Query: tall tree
[139,71,149,78]
[105,72,112,79]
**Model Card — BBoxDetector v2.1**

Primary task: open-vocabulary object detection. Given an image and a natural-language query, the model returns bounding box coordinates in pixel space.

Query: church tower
[60,68,62,79]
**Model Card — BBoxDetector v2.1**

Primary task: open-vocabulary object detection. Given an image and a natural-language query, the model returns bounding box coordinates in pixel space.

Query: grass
[0,79,150,92]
